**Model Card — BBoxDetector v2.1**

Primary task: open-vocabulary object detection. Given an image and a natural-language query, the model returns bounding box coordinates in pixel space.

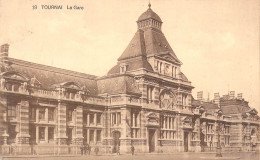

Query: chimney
[237,93,243,100]
[197,91,203,101]
[214,92,220,105]
[229,91,235,99]
[0,44,9,65]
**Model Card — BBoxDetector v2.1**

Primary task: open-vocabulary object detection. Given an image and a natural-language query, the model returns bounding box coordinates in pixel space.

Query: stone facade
[0,4,259,156]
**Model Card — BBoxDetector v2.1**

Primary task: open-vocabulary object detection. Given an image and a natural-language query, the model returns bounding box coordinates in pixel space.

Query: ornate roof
[7,58,98,95]
[137,6,162,22]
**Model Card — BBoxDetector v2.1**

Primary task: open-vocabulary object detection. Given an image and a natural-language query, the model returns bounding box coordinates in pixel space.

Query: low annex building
[0,4,259,155]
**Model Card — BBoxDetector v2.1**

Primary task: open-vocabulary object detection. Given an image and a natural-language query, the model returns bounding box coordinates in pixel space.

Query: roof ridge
[9,58,98,80]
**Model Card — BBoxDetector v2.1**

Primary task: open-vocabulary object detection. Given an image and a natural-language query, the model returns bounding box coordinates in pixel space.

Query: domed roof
[137,7,162,22]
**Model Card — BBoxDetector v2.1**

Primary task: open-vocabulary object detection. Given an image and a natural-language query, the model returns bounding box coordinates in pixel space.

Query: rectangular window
[112,113,116,125]
[70,92,75,99]
[6,82,12,91]
[97,113,102,124]
[165,118,168,129]
[7,102,16,117]
[83,112,88,124]
[89,130,94,142]
[48,127,54,140]
[39,108,45,121]
[67,109,73,122]
[29,125,36,141]
[39,127,45,140]
[90,113,94,124]
[13,84,19,92]
[147,86,153,102]
[48,108,54,121]
[172,118,175,129]
[96,130,101,142]
[65,92,70,99]
[117,112,121,125]
[29,107,36,121]
[131,112,138,127]
[67,128,73,144]
[83,129,88,144]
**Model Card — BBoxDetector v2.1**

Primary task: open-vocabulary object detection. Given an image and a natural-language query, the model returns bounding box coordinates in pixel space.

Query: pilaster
[74,105,83,145]
[17,100,30,144]
[57,102,67,145]
[0,95,8,145]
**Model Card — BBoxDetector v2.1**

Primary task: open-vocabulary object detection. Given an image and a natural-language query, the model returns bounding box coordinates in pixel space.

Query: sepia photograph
[0,0,259,160]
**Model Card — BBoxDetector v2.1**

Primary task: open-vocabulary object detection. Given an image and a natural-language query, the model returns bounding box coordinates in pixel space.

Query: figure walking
[117,145,120,155]
[94,146,99,155]
[131,145,135,155]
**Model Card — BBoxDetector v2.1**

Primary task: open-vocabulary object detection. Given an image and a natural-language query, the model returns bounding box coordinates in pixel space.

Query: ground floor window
[96,130,101,142]
[67,128,73,144]
[89,130,94,142]
[39,108,45,121]
[225,136,230,145]
[48,127,54,140]
[39,127,45,140]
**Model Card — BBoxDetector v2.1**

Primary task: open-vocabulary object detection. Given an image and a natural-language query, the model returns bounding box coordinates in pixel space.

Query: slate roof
[179,72,189,82]
[144,28,180,63]
[107,58,154,75]
[220,105,251,115]
[8,58,98,95]
[115,8,181,74]
[137,8,162,22]
[97,75,141,95]
[118,30,146,61]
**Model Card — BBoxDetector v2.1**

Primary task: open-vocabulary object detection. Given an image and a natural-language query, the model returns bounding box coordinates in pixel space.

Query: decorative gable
[0,71,28,82]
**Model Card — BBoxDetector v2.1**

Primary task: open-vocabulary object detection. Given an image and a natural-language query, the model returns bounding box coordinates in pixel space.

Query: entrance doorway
[148,129,156,152]
[184,132,189,152]
[112,131,120,153]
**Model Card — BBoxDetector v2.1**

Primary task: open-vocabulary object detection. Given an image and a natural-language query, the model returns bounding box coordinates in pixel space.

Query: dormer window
[120,63,127,74]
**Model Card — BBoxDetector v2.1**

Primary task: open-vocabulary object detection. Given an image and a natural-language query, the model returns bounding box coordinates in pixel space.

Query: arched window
[159,90,177,109]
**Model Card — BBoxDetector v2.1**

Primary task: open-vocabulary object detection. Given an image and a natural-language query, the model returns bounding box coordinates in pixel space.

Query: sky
[0,0,259,111]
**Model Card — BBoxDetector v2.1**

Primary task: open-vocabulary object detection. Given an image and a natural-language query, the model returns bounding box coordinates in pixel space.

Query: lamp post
[216,123,222,157]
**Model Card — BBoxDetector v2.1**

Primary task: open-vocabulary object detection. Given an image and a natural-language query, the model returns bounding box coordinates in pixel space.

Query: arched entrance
[112,131,121,153]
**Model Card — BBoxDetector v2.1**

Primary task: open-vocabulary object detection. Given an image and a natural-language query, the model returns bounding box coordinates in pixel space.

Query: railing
[32,88,59,98]
[110,96,141,106]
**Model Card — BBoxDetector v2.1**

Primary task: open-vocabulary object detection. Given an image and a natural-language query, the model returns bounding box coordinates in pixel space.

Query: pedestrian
[210,141,212,151]
[80,144,84,155]
[131,145,135,155]
[84,144,87,155]
[88,145,91,155]
[117,145,120,155]
[94,146,99,155]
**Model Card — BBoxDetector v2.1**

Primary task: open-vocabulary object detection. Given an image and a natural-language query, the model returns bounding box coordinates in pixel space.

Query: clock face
[159,90,176,109]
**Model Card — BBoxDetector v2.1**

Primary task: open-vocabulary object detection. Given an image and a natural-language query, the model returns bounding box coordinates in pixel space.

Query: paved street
[2,152,259,160]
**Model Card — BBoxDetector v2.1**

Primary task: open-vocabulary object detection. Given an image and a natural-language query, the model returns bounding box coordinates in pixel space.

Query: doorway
[184,132,189,152]
[148,129,156,152]
[112,131,120,153]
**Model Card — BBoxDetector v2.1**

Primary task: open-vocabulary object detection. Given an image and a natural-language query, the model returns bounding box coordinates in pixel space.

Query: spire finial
[148,1,151,9]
